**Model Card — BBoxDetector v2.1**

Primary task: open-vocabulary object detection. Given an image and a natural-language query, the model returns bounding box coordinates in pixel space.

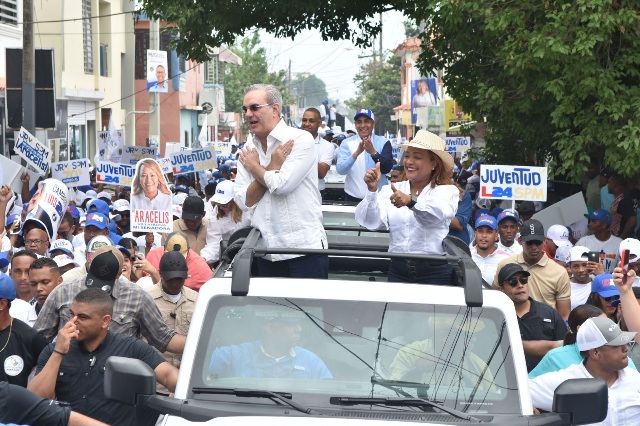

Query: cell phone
[587,252,600,263]
[621,248,631,272]
[135,246,145,258]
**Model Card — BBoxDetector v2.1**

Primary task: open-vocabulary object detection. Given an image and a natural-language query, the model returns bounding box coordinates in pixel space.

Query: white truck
[105,229,607,425]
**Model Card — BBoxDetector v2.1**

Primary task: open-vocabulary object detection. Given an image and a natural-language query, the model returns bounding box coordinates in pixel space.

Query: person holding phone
[577,209,622,273]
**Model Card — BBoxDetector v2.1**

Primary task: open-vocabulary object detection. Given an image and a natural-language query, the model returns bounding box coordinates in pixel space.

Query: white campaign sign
[479,165,547,201]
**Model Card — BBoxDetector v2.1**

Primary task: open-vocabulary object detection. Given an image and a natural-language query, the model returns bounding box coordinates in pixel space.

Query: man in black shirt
[497,263,567,372]
[29,288,178,426]
[0,272,48,387]
[0,381,107,426]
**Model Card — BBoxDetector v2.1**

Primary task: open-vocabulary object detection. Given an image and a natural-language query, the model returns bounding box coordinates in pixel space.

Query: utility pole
[22,0,35,166]
[149,20,160,149]
[379,12,383,63]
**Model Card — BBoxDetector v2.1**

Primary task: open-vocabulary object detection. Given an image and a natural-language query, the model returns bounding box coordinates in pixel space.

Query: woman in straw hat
[355,130,459,284]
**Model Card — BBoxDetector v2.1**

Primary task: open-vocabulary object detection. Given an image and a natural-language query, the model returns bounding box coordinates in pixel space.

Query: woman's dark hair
[586,292,617,322]
[118,238,137,251]
[564,304,603,345]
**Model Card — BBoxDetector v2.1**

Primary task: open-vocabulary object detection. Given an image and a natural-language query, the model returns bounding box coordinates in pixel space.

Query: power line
[18,9,136,25]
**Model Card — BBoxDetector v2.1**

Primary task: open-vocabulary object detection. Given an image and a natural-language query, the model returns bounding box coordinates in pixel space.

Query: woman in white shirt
[131,159,172,212]
[356,130,459,284]
[201,180,250,265]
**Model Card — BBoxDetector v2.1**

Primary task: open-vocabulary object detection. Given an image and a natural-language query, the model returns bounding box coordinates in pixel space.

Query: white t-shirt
[570,281,592,310]
[497,240,523,255]
[315,136,336,191]
[530,363,640,425]
[576,234,622,273]
[471,246,511,284]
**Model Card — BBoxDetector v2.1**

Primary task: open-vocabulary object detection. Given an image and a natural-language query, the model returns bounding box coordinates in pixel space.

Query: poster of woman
[130,158,172,233]
[23,179,69,240]
[411,78,439,125]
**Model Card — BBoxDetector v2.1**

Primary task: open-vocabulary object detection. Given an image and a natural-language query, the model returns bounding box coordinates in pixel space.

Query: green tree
[290,74,328,108]
[347,56,401,135]
[224,33,287,114]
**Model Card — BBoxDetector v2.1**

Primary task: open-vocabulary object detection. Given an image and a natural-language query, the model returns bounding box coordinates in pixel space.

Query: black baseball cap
[520,219,545,243]
[85,249,122,294]
[498,263,530,284]
[182,196,205,221]
[159,251,188,280]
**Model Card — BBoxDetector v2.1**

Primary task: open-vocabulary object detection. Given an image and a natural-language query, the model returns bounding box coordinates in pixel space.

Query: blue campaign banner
[15,127,52,175]
[121,146,158,165]
[170,147,217,175]
[479,165,547,201]
[51,159,91,187]
[95,161,136,186]
[444,136,471,152]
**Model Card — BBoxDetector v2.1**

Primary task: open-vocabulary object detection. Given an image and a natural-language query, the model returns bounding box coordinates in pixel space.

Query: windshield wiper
[192,387,321,415]
[330,396,482,422]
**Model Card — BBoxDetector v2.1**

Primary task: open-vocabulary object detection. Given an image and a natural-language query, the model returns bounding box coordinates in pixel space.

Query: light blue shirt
[209,341,332,379]
[529,343,637,379]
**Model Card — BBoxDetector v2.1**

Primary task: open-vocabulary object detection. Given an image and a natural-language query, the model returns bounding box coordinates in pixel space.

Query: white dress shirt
[530,363,640,425]
[356,181,459,255]
[470,246,511,283]
[315,136,336,191]
[497,240,523,255]
[234,119,327,261]
[200,206,251,263]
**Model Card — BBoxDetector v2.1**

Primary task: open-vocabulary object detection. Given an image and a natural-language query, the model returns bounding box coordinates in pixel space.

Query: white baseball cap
[569,245,590,263]
[554,244,573,264]
[211,180,235,205]
[112,199,130,212]
[547,224,570,247]
[619,238,640,264]
[49,239,74,255]
[577,317,636,351]
[171,204,182,219]
[53,254,79,269]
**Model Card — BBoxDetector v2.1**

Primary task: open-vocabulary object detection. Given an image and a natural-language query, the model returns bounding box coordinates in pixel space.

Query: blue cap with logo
[86,212,109,230]
[354,108,374,121]
[87,199,110,217]
[0,273,16,301]
[591,274,619,298]
[497,209,519,224]
[585,209,613,226]
[475,215,497,230]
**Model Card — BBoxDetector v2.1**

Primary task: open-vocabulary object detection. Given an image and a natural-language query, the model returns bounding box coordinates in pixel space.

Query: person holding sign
[131,159,172,212]
[356,130,459,284]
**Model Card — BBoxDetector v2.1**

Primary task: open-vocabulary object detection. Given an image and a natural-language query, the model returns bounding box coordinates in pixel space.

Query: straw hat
[402,130,454,172]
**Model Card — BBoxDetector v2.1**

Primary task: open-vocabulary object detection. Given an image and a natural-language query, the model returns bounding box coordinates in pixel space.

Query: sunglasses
[505,276,529,287]
[602,295,620,302]
[525,240,544,246]
[241,103,273,113]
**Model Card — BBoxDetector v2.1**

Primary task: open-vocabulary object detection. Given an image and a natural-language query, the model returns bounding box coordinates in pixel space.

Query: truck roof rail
[229,229,484,307]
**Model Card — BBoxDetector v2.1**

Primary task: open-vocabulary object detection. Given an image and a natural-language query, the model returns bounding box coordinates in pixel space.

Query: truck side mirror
[553,378,608,425]
[105,356,156,405]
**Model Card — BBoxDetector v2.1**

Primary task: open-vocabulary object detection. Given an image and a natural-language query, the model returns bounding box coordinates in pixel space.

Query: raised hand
[364,162,381,192]
[55,319,79,355]
[362,136,376,155]
[239,147,261,174]
[389,183,411,208]
[0,185,14,204]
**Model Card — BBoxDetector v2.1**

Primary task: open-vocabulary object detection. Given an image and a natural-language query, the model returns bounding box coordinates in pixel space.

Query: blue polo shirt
[210,341,332,379]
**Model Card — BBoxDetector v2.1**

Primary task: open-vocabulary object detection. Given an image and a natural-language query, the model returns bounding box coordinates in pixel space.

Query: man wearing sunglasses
[494,219,572,322]
[497,263,567,372]
[234,84,328,279]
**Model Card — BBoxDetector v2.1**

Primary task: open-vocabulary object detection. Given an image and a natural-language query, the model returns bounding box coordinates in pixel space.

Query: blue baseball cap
[115,245,131,258]
[67,206,80,219]
[219,164,231,174]
[325,129,334,136]
[354,108,374,121]
[474,208,490,222]
[490,207,504,219]
[0,273,16,301]
[87,199,110,217]
[585,209,613,226]
[475,215,497,230]
[497,209,519,224]
[591,274,619,298]
[5,214,19,227]
[175,185,190,194]
[85,212,109,230]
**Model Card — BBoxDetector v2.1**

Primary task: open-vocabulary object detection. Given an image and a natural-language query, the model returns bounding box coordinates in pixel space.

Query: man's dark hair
[565,304,603,346]
[204,182,217,197]
[392,166,404,173]
[60,212,75,229]
[29,257,60,275]
[305,107,322,120]
[118,238,137,251]
[610,173,628,188]
[11,250,38,268]
[74,288,114,316]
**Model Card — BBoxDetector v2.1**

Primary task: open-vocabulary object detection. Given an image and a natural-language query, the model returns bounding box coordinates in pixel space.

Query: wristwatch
[407,195,418,209]
[371,152,380,163]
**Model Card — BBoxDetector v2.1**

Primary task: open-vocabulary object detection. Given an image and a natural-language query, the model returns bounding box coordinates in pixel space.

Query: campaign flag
[23,179,69,240]
[15,127,52,176]
[51,159,91,187]
[479,165,547,202]
[170,147,217,175]
[198,114,208,146]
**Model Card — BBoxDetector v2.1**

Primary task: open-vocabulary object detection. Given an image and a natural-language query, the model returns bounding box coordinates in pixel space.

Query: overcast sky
[259,10,408,103]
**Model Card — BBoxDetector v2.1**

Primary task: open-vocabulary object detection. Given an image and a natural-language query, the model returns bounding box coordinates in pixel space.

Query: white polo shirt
[470,246,511,283]
[315,136,335,191]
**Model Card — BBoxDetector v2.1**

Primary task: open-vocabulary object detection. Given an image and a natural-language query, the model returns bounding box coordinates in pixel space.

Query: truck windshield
[191,296,521,415]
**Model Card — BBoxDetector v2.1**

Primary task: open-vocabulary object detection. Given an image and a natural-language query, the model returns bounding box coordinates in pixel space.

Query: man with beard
[470,215,510,284]
[494,219,572,321]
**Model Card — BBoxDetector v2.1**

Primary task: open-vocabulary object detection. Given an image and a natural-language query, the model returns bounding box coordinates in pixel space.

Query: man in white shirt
[234,84,328,278]
[568,246,594,310]
[577,209,622,273]
[496,210,523,255]
[529,317,640,425]
[301,108,335,199]
[470,215,510,284]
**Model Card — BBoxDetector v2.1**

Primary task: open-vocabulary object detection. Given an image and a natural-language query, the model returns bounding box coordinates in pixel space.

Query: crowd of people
[2,82,640,425]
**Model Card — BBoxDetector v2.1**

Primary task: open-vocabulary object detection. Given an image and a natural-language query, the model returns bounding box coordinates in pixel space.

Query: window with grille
[0,0,18,26]
[82,0,93,73]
